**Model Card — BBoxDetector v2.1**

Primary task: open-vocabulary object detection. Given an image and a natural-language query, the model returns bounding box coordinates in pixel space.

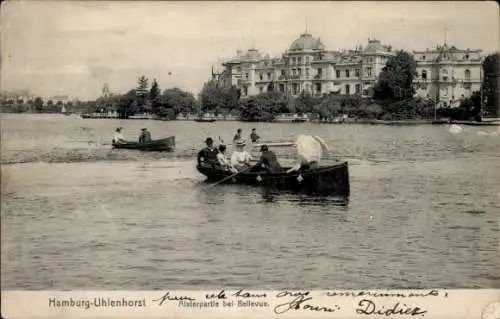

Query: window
[279,84,285,92]
[422,70,427,80]
[243,86,248,95]
[346,70,350,78]
[464,69,471,81]
[267,73,272,80]
[465,54,469,60]
[355,69,360,77]
[305,56,310,64]
[259,73,263,81]
[305,68,310,77]
[355,84,361,94]
[366,67,372,77]
[442,87,449,96]
[422,55,426,61]
[237,67,242,73]
[336,70,341,78]
[297,57,302,64]
[291,57,296,64]
[315,83,321,93]
[317,68,323,76]
[245,73,249,79]
[259,86,264,93]
[281,70,286,76]
[292,83,299,95]
[298,68,302,76]
[345,84,350,95]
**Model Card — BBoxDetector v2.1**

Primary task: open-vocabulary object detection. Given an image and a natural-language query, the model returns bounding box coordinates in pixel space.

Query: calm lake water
[1,113,499,289]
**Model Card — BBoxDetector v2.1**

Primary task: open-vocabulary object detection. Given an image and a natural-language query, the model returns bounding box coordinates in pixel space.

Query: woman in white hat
[230,139,253,171]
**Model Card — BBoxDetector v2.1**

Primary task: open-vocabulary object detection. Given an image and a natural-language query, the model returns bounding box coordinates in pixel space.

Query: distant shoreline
[2,112,499,126]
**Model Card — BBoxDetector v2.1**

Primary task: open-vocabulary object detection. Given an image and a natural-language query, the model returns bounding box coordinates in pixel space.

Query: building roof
[363,39,392,53]
[289,32,325,51]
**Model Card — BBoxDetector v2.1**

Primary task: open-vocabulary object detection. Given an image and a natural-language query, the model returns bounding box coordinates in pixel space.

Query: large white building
[219,32,483,107]
[413,44,482,107]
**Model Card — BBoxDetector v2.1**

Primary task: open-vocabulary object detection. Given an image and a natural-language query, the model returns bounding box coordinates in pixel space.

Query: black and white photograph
[1,0,499,295]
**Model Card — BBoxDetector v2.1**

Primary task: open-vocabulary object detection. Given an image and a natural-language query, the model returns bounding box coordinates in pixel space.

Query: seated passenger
[217,144,237,173]
[112,127,125,145]
[230,140,252,171]
[197,137,219,169]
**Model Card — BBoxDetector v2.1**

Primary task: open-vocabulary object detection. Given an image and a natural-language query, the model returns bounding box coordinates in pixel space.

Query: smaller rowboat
[112,136,175,152]
[197,161,350,197]
[194,118,217,122]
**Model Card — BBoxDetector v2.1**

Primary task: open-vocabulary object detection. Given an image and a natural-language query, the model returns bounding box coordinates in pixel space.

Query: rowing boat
[197,161,350,197]
[194,118,217,122]
[112,136,175,152]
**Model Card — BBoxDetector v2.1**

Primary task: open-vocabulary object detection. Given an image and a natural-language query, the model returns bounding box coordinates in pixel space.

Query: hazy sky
[1,1,498,100]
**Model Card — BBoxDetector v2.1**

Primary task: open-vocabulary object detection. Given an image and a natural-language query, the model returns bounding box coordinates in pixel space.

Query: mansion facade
[219,32,483,107]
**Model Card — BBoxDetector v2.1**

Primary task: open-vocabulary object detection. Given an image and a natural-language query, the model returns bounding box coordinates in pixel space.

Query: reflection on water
[1,114,500,289]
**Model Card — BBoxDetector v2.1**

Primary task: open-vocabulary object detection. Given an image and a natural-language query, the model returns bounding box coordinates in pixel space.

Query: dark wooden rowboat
[112,136,175,152]
[197,161,350,197]
[194,118,217,122]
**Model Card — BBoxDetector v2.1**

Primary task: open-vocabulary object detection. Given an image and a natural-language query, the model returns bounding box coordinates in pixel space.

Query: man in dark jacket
[258,145,282,173]
[197,137,219,168]
[138,128,152,143]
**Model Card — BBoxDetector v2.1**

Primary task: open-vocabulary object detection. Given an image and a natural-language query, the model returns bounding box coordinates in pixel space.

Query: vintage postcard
[1,1,499,318]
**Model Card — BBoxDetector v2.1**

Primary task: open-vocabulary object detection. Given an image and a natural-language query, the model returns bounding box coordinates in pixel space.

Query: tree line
[2,51,498,121]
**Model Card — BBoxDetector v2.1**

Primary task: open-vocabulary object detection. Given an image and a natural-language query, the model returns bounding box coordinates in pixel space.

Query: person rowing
[287,135,329,173]
[112,127,125,145]
[138,128,152,143]
[230,139,252,171]
[197,137,219,169]
[257,144,282,173]
[250,128,260,143]
[233,128,242,142]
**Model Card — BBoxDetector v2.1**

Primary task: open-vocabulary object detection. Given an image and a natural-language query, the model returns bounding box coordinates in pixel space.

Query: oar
[206,165,253,188]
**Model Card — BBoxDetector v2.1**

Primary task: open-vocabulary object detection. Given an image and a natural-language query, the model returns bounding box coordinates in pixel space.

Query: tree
[136,75,149,113]
[198,80,240,114]
[102,83,110,97]
[149,79,161,114]
[314,93,342,120]
[482,52,499,117]
[56,101,64,112]
[154,88,196,119]
[33,97,44,113]
[46,100,57,113]
[239,91,287,121]
[373,50,418,102]
[117,90,139,118]
[295,91,318,114]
